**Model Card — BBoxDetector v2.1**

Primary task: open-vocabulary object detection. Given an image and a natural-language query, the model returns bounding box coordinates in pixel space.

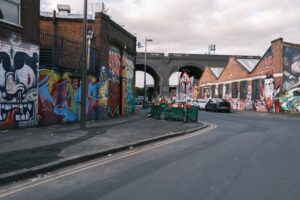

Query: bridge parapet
[137,52,165,58]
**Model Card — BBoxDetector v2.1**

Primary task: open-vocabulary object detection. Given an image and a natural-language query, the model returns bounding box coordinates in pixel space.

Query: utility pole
[80,0,88,129]
[143,38,152,109]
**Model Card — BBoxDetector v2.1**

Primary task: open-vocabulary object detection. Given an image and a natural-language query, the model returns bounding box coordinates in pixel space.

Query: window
[252,79,260,99]
[212,85,216,98]
[232,82,238,98]
[240,81,247,99]
[218,84,223,98]
[0,0,20,25]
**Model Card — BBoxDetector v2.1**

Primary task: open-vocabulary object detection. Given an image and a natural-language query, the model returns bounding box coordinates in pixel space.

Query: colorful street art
[263,49,278,112]
[223,49,280,112]
[281,47,300,113]
[108,46,121,117]
[122,52,135,114]
[0,41,39,128]
[179,72,194,100]
[38,69,109,125]
[38,70,80,124]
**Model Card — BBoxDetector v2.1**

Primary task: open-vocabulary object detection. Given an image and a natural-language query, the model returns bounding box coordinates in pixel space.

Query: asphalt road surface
[1,111,300,200]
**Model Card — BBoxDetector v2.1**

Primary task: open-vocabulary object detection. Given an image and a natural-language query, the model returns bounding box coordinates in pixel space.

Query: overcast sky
[41,0,299,56]
[40,0,299,86]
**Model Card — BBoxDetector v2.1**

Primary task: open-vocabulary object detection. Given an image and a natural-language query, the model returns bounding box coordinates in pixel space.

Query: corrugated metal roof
[237,58,260,72]
[210,67,224,78]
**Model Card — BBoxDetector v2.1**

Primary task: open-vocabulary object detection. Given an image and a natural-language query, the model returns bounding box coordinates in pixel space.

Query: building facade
[198,38,300,113]
[38,9,137,126]
[0,2,136,129]
[0,0,40,128]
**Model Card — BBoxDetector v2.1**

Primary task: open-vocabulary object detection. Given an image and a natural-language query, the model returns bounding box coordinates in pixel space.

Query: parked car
[135,96,144,105]
[198,99,208,110]
[186,99,199,107]
[205,98,231,112]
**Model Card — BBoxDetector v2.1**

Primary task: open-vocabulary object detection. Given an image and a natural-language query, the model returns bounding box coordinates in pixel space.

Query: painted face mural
[262,49,280,112]
[281,47,300,112]
[179,72,195,100]
[0,44,39,128]
[264,77,275,110]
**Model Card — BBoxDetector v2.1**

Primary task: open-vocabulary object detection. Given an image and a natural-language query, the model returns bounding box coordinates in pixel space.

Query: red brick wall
[198,38,285,112]
[40,12,136,70]
[198,67,217,85]
[217,57,250,83]
[40,17,95,43]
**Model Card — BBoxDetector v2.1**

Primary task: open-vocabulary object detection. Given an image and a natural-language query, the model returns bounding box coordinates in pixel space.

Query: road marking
[0,123,217,198]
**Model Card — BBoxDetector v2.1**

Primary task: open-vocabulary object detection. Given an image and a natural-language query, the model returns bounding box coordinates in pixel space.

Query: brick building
[0,0,40,128]
[39,7,137,126]
[198,38,300,113]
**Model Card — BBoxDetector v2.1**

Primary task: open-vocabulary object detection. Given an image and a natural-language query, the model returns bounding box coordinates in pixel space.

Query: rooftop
[237,58,260,72]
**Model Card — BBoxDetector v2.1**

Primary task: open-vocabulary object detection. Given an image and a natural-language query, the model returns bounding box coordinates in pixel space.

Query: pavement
[0,107,206,185]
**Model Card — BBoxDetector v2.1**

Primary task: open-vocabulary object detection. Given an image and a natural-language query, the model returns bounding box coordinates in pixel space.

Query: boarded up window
[252,79,260,99]
[212,85,216,98]
[232,82,238,98]
[218,84,223,98]
[225,83,230,95]
[240,81,247,99]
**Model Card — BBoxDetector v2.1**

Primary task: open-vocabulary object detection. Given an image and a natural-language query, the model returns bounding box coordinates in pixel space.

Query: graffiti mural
[281,47,300,112]
[98,66,110,118]
[122,52,135,114]
[263,49,276,112]
[38,69,107,125]
[38,70,80,124]
[179,72,194,100]
[108,46,121,117]
[0,41,39,128]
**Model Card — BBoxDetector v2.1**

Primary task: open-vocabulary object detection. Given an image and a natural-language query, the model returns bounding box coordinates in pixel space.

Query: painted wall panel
[108,46,121,117]
[122,52,135,115]
[0,40,39,128]
[38,67,111,125]
[281,47,300,112]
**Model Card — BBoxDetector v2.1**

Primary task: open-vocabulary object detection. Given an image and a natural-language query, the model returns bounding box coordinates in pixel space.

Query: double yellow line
[0,123,217,198]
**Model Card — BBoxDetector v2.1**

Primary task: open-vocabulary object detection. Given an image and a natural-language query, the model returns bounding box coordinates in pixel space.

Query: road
[1,111,300,200]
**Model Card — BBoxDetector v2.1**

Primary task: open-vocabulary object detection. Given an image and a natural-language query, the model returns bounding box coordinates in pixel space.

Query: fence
[40,30,99,71]
[150,104,198,122]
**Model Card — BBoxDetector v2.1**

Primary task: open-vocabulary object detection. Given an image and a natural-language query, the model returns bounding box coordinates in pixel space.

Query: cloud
[40,0,300,56]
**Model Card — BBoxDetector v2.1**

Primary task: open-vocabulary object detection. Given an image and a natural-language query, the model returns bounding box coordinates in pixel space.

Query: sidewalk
[231,109,300,120]
[0,108,206,185]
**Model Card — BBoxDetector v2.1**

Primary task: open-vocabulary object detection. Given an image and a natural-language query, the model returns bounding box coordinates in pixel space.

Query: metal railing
[40,30,99,71]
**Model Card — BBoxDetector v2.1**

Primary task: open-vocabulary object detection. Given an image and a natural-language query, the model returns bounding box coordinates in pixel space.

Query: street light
[143,38,153,109]
[177,66,181,101]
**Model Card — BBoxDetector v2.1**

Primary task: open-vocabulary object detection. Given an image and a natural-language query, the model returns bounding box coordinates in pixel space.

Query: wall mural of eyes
[0,43,39,128]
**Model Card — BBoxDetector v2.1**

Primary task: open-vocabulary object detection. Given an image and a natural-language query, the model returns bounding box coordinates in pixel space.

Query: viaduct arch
[135,53,230,97]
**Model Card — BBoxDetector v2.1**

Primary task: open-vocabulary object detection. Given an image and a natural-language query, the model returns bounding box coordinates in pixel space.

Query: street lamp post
[80,0,88,129]
[177,67,180,101]
[143,38,153,109]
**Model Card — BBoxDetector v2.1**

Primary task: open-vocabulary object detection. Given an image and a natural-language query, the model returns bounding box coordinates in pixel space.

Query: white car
[187,99,199,107]
[198,99,208,110]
